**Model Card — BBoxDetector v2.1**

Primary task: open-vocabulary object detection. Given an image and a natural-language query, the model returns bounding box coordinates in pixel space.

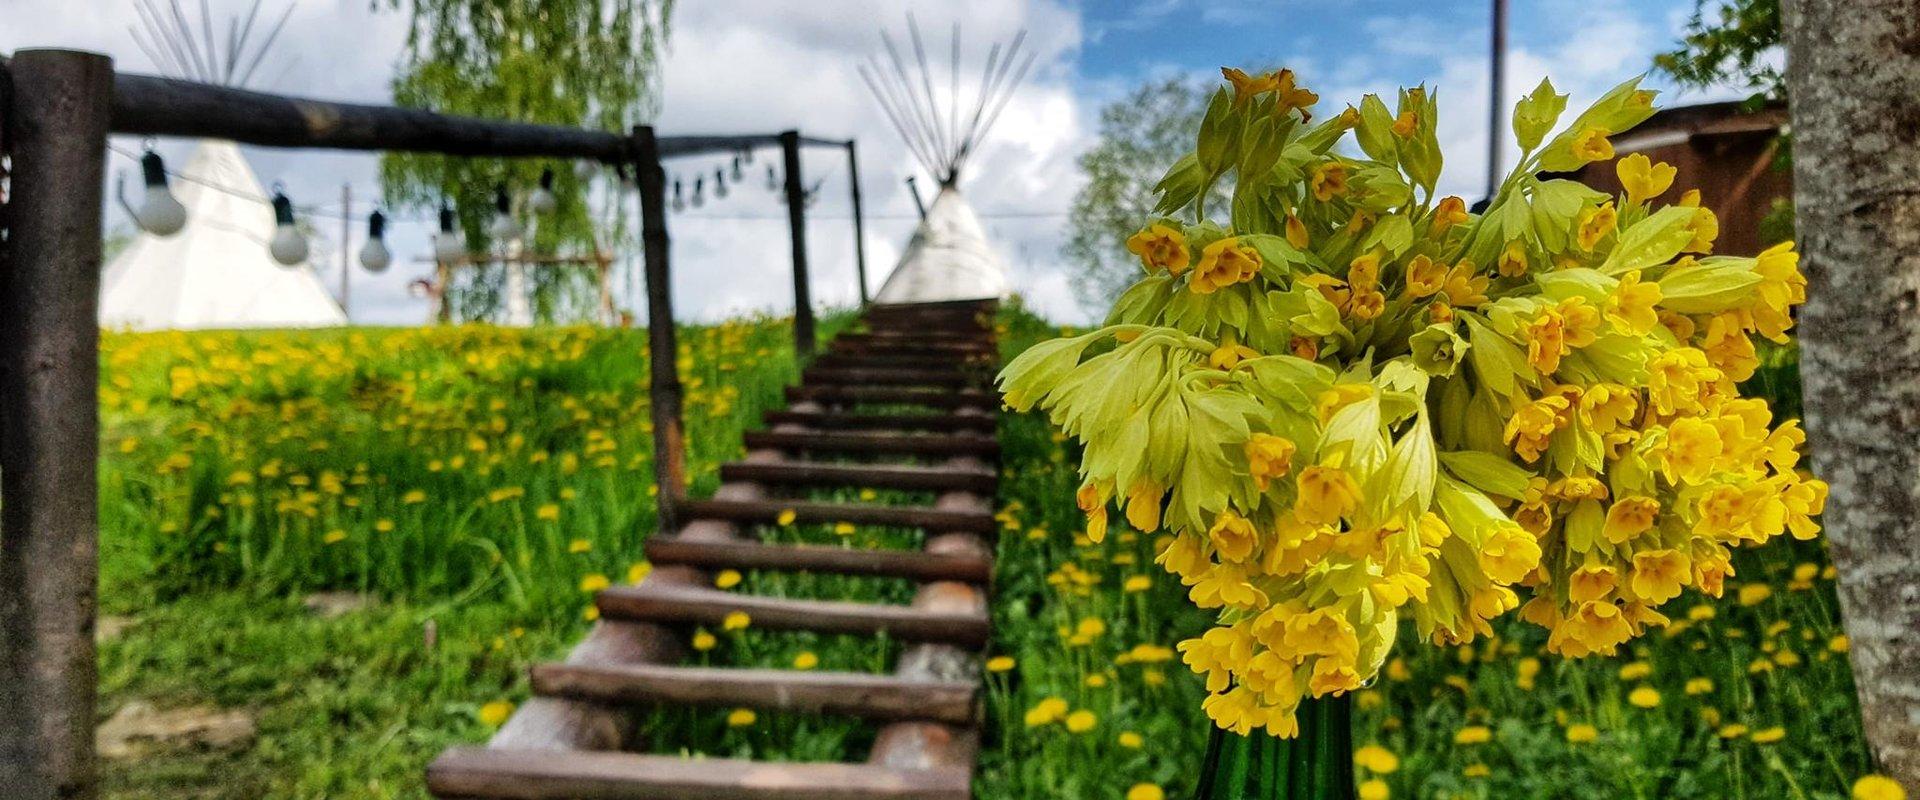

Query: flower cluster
[998,68,1823,736]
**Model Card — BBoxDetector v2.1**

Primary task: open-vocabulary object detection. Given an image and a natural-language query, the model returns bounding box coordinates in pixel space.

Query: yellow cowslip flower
[1853,775,1907,800]
[1566,723,1599,743]
[1497,239,1531,277]
[1221,66,1279,105]
[722,611,752,631]
[1629,549,1690,604]
[1124,479,1165,532]
[1296,463,1362,524]
[1628,685,1661,708]
[727,708,757,727]
[1683,206,1720,253]
[792,651,819,670]
[1605,270,1662,335]
[1354,744,1399,773]
[1127,784,1166,800]
[1077,481,1110,543]
[1285,215,1311,249]
[1568,564,1617,604]
[1504,394,1570,463]
[1271,68,1319,119]
[1190,237,1263,294]
[1751,242,1805,342]
[1349,290,1386,320]
[478,700,514,727]
[1245,434,1296,490]
[1311,162,1349,201]
[1571,127,1614,162]
[1661,417,1723,485]
[714,569,743,590]
[1125,223,1191,276]
[1431,195,1469,235]
[1209,341,1260,370]
[1441,261,1489,307]
[1616,153,1676,204]
[1576,201,1618,251]
[1189,564,1266,609]
[1402,255,1447,299]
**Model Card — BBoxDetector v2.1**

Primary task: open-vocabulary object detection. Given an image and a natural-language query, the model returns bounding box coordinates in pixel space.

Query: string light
[267,185,309,266]
[488,184,521,241]
[359,209,392,272]
[129,146,188,236]
[433,200,466,263]
[713,167,729,199]
[691,175,705,208]
[529,168,558,215]
[671,178,685,213]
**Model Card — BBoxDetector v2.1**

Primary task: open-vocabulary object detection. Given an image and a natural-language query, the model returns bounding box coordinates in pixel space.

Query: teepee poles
[859,20,1033,188]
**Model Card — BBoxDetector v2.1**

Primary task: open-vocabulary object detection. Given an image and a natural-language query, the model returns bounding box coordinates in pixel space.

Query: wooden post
[1486,0,1507,200]
[846,140,869,306]
[339,182,351,319]
[780,130,814,358]
[635,126,685,534]
[435,261,453,324]
[0,48,114,800]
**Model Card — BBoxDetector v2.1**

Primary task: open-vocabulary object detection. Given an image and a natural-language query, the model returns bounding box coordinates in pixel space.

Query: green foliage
[1064,77,1231,311]
[1654,0,1783,104]
[376,0,674,322]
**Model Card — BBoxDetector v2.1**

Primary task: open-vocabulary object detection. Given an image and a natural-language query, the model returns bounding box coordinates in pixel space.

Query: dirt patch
[302,591,372,618]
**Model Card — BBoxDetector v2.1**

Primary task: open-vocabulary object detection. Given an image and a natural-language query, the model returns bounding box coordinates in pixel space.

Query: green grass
[94,305,1873,799]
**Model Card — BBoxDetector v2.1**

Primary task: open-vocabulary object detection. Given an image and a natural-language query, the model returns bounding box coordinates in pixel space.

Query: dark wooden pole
[780,130,814,358]
[0,48,114,800]
[845,140,869,307]
[634,126,685,534]
[1486,0,1507,200]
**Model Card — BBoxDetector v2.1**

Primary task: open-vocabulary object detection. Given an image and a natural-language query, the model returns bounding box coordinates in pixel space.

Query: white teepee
[860,20,1031,304]
[100,139,346,330]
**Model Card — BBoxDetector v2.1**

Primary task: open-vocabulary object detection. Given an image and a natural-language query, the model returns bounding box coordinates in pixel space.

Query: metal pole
[1487,0,1507,200]
[339,182,351,319]
[780,130,814,358]
[0,48,114,800]
[635,126,685,533]
[846,140,869,307]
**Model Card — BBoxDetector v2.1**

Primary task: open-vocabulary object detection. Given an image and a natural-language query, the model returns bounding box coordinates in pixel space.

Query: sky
[4,0,1743,326]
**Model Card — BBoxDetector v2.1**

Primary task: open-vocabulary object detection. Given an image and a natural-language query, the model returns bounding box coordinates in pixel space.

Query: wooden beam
[642,537,993,583]
[0,48,114,800]
[781,130,815,360]
[741,430,999,457]
[427,747,972,800]
[594,583,992,648]
[634,126,686,532]
[679,498,996,533]
[847,140,870,306]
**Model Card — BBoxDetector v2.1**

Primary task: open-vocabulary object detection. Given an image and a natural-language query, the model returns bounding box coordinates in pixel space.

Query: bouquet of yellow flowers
[998,67,1824,739]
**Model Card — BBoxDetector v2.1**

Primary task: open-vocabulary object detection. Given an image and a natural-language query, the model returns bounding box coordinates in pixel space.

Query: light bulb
[488,185,521,241]
[268,190,308,266]
[359,210,392,273]
[529,169,558,215]
[133,151,187,236]
[434,202,466,263]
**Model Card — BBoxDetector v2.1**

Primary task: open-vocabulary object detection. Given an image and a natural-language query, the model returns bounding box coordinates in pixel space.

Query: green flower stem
[1192,693,1355,799]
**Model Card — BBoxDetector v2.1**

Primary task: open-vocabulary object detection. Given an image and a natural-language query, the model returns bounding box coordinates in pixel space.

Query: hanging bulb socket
[359,209,392,273]
[766,165,778,191]
[692,176,705,208]
[714,167,729,199]
[730,155,743,181]
[671,178,685,213]
[488,183,522,242]
[131,149,188,236]
[267,188,308,266]
[434,199,466,263]
[529,168,559,215]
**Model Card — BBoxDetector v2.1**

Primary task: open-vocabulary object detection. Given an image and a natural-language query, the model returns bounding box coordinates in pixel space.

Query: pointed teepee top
[857,15,1035,188]
[101,140,346,330]
[129,0,297,89]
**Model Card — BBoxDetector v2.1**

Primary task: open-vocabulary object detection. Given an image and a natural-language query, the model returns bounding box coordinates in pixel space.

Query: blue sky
[7,0,1735,325]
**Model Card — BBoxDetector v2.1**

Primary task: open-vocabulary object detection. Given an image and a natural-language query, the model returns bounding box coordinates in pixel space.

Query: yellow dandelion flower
[478,700,514,727]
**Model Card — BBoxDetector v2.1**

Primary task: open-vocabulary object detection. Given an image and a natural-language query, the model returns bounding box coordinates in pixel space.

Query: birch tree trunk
[1781,1,1920,789]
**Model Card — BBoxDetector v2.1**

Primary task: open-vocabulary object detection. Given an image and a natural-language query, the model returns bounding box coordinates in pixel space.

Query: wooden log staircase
[426,298,1001,800]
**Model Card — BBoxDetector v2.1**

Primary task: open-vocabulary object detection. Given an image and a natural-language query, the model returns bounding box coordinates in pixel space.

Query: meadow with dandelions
[96,306,1880,799]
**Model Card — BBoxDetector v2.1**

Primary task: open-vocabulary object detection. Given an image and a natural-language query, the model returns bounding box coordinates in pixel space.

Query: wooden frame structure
[0,48,875,798]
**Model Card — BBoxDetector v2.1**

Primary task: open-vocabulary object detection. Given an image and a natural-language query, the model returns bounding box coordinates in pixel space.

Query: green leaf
[1438,451,1533,500]
[1600,206,1697,274]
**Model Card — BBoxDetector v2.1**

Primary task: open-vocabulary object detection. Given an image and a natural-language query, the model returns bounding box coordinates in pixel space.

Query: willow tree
[379,0,673,322]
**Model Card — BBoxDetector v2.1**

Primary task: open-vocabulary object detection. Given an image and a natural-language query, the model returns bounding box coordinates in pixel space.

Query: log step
[719,460,997,492]
[680,498,997,534]
[787,385,996,410]
[803,368,979,388]
[644,537,994,583]
[762,410,995,433]
[743,430,999,457]
[596,583,991,647]
[531,662,979,724]
[427,747,972,800]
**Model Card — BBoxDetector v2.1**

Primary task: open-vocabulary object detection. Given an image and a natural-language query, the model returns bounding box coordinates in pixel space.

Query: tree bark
[1781,1,1920,789]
